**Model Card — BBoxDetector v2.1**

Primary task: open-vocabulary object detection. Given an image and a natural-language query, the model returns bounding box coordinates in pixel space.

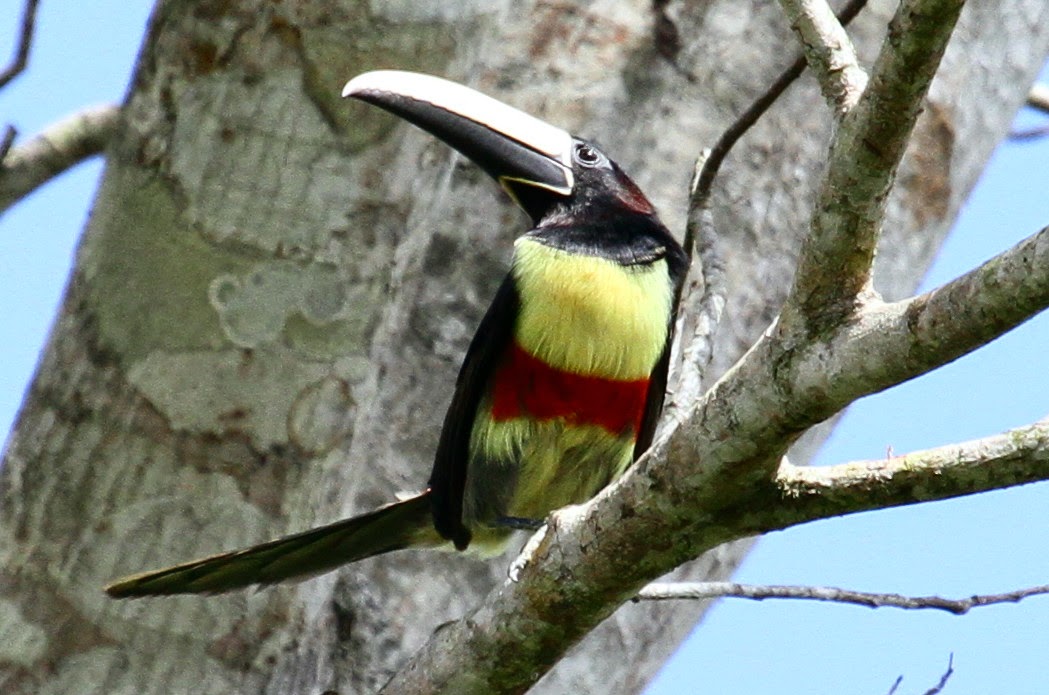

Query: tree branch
[659,229,1049,545]
[781,0,966,336]
[777,0,867,115]
[665,155,727,424]
[0,104,119,214]
[1009,126,1049,142]
[1027,83,1049,114]
[1011,83,1049,140]
[777,419,1049,522]
[635,581,1049,615]
[0,0,41,89]
[791,224,1049,409]
[673,205,726,404]
[0,125,15,162]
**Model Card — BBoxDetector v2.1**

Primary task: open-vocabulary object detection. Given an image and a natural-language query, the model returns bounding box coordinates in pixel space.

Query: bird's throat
[511,237,673,380]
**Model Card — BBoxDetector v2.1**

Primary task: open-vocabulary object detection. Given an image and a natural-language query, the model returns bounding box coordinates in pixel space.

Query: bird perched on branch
[106,70,687,598]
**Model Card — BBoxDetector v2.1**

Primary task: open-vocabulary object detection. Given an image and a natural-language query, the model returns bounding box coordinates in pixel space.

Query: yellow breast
[511,237,673,380]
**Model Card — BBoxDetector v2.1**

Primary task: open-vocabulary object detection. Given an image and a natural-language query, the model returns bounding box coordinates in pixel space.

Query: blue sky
[2,5,1048,694]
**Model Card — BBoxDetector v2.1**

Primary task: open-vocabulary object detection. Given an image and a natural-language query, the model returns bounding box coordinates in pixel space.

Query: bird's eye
[573,143,603,167]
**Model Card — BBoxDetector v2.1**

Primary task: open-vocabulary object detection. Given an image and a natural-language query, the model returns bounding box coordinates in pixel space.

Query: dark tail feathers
[105,493,437,597]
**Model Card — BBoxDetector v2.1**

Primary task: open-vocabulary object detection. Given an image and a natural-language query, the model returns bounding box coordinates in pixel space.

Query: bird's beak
[342,71,575,204]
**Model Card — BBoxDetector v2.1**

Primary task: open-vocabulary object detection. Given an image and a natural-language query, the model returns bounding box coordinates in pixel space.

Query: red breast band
[489,343,649,435]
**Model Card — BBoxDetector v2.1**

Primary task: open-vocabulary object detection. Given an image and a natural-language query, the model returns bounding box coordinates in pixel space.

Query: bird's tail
[105,492,439,598]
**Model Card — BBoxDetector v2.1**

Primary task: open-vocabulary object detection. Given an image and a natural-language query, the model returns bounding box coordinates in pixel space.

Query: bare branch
[1011,84,1049,140]
[791,225,1049,414]
[636,581,1049,615]
[782,0,966,335]
[777,0,868,114]
[648,222,1049,580]
[1028,83,1049,114]
[0,0,41,89]
[0,104,119,214]
[1009,125,1049,141]
[665,155,727,423]
[668,204,726,413]
[778,419,1049,522]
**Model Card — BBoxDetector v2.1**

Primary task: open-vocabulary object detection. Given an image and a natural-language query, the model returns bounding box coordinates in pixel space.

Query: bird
[105,71,688,597]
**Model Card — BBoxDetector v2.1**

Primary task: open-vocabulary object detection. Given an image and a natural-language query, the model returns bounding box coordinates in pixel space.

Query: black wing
[634,242,689,460]
[429,276,519,550]
[633,336,672,460]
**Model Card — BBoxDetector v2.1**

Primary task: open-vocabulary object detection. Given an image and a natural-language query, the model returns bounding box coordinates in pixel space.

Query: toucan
[105,71,688,597]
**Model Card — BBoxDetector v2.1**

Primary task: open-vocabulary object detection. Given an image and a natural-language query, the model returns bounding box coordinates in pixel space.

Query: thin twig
[678,204,726,395]
[1009,125,1049,141]
[777,0,868,114]
[0,104,119,214]
[922,654,954,695]
[635,581,1049,615]
[0,125,15,162]
[886,654,954,695]
[0,0,42,89]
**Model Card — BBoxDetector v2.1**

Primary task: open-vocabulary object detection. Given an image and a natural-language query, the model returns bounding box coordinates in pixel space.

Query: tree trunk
[1,0,1046,693]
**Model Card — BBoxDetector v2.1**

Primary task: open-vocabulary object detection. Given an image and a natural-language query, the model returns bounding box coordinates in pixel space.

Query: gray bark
[1,0,1046,693]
